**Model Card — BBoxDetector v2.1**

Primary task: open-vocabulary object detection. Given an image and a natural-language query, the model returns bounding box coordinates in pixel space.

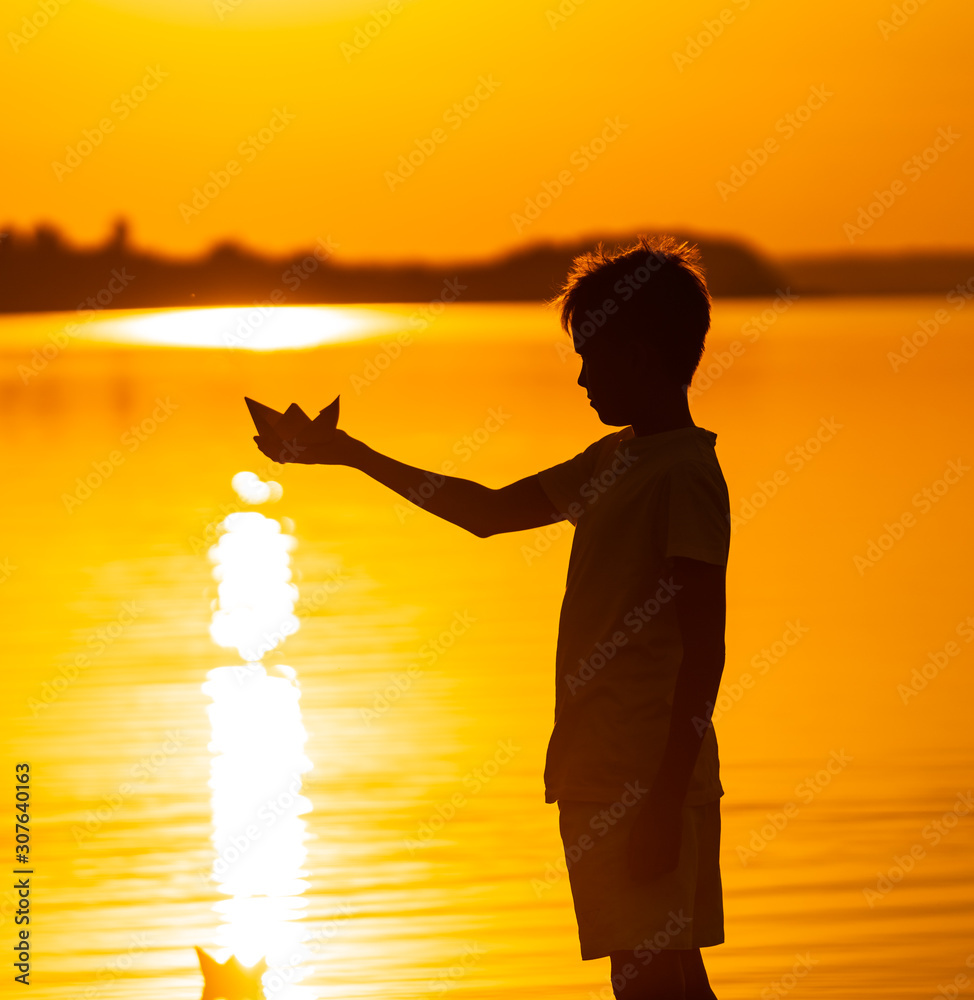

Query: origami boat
[244,395,340,447]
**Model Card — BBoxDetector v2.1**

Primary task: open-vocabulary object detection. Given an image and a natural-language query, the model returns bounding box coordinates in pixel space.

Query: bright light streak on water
[94,305,404,350]
[203,474,316,1000]
[209,511,299,663]
[233,470,284,504]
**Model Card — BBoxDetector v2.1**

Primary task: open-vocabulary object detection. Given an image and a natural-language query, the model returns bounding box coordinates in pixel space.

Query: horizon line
[4,219,974,269]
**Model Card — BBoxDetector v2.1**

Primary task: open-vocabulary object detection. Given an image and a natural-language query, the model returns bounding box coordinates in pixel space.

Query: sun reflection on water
[203,475,316,1000]
[209,512,299,664]
[94,305,404,350]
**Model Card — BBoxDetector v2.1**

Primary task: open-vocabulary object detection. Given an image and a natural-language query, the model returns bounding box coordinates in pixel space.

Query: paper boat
[245,396,340,448]
[303,395,341,444]
[195,945,266,1000]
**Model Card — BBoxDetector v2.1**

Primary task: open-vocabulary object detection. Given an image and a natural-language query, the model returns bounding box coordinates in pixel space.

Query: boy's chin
[591,404,632,427]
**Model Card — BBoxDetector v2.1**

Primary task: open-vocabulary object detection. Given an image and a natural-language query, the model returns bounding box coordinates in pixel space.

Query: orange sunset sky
[4,0,972,263]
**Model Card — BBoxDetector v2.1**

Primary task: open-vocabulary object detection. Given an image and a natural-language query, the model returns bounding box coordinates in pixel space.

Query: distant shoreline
[2,222,972,313]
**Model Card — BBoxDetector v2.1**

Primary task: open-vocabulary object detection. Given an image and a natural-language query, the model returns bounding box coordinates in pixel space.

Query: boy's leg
[679,949,718,999]
[559,800,722,999]
[610,949,684,999]
[608,948,717,999]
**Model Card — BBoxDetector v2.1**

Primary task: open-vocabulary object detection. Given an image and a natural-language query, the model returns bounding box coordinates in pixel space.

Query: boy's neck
[629,393,695,438]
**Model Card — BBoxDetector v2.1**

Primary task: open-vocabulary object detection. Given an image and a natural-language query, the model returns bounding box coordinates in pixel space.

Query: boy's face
[573,323,665,426]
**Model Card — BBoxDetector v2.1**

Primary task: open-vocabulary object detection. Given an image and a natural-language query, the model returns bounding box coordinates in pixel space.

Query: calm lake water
[1,296,973,999]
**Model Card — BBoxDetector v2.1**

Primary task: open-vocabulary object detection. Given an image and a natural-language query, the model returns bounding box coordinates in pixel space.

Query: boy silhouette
[255,235,729,1000]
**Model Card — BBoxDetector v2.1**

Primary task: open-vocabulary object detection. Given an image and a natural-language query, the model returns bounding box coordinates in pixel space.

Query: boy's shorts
[557,798,724,961]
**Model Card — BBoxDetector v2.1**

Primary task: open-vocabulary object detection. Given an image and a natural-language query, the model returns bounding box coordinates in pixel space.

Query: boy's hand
[626,793,683,884]
[253,429,360,466]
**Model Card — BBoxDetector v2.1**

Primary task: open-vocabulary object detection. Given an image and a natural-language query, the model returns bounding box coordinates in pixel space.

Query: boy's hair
[556,234,712,387]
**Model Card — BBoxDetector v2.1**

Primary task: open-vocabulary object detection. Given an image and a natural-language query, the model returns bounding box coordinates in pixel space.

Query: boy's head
[556,235,711,425]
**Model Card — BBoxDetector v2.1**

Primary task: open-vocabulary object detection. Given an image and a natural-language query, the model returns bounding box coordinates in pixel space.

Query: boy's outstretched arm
[627,555,727,883]
[254,429,563,537]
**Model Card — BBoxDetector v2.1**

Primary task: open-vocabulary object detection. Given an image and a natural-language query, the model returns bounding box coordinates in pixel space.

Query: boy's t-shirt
[536,424,730,807]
